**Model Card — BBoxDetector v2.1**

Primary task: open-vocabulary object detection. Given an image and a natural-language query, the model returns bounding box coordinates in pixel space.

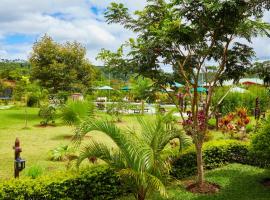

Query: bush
[27,95,40,107]
[24,165,44,179]
[207,118,216,129]
[0,165,125,200]
[246,123,254,133]
[250,117,270,167]
[61,100,94,125]
[48,145,74,161]
[38,105,56,126]
[212,86,270,115]
[171,140,249,179]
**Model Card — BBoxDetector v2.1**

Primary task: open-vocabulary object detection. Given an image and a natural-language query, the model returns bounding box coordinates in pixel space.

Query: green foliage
[212,86,270,115]
[171,140,250,179]
[246,124,254,133]
[61,100,94,126]
[207,118,216,129]
[130,76,153,101]
[24,164,44,179]
[48,144,74,161]
[106,101,130,122]
[0,61,31,81]
[27,95,39,107]
[74,116,191,200]
[38,105,56,126]
[250,117,270,167]
[0,165,125,200]
[29,35,96,93]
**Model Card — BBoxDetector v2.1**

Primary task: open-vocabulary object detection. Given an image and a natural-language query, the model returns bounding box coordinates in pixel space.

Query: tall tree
[102,0,270,188]
[30,35,96,93]
[250,61,270,86]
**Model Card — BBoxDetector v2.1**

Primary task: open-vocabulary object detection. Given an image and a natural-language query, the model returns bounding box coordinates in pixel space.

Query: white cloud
[0,0,145,64]
[0,0,269,67]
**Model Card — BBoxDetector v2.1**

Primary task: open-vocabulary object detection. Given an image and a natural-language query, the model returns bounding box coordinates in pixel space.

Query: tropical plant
[49,144,74,161]
[73,115,191,200]
[61,100,95,125]
[218,108,250,139]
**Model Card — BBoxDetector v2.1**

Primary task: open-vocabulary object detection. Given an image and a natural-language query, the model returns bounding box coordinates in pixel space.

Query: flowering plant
[182,110,206,136]
[219,107,250,138]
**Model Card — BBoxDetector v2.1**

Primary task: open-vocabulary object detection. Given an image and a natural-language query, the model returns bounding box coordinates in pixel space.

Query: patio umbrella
[191,87,207,93]
[121,86,132,91]
[96,86,114,90]
[173,82,184,88]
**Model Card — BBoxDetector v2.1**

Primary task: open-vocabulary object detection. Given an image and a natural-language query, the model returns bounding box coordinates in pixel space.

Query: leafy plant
[73,116,191,200]
[250,116,270,166]
[24,164,43,179]
[106,101,129,122]
[61,100,94,125]
[38,105,56,126]
[48,144,74,161]
[219,108,250,139]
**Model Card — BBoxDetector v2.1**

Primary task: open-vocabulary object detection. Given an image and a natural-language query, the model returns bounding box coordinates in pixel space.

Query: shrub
[171,140,249,179]
[48,144,74,161]
[38,105,56,126]
[0,165,125,200]
[246,123,254,133]
[61,100,94,125]
[27,95,39,107]
[250,117,270,167]
[24,164,44,179]
[207,118,216,129]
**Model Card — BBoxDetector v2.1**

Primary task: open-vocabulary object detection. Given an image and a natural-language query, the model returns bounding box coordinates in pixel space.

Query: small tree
[30,35,96,93]
[102,0,270,188]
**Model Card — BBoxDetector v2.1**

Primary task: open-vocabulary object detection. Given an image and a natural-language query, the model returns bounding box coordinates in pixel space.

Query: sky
[0,0,270,67]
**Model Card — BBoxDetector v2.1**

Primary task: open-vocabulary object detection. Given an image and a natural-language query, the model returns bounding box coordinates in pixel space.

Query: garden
[1,0,270,200]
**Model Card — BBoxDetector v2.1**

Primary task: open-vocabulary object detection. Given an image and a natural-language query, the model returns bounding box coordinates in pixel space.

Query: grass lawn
[120,164,270,200]
[0,107,73,179]
[0,107,154,179]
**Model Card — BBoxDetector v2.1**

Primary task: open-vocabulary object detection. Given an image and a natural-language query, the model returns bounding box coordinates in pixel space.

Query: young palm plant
[73,113,191,200]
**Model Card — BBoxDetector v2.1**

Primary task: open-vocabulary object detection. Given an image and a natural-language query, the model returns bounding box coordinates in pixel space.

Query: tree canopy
[30,35,96,93]
[102,0,270,187]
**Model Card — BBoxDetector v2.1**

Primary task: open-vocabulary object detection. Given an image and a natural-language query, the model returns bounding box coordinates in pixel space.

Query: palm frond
[77,141,113,166]
[145,173,167,197]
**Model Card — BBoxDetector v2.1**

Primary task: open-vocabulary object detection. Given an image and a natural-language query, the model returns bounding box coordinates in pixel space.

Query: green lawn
[0,107,154,179]
[0,107,72,179]
[120,164,270,200]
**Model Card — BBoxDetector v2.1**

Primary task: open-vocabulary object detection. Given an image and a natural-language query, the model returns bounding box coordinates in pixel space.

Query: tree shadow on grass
[4,112,39,121]
[50,134,73,140]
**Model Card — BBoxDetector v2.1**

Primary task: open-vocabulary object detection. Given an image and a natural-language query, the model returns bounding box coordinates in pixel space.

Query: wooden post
[13,138,22,178]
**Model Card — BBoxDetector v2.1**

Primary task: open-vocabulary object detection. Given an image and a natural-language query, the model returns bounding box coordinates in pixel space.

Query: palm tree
[73,113,191,200]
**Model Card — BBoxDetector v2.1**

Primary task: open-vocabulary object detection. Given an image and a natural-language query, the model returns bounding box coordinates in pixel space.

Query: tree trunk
[141,100,145,115]
[195,142,204,186]
[137,188,146,200]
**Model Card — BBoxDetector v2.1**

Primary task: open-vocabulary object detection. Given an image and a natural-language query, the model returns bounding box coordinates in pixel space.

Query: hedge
[0,140,268,199]
[171,140,250,179]
[0,165,125,200]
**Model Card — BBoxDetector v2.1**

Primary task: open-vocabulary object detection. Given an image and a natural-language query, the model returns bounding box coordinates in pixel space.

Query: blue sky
[0,0,270,67]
